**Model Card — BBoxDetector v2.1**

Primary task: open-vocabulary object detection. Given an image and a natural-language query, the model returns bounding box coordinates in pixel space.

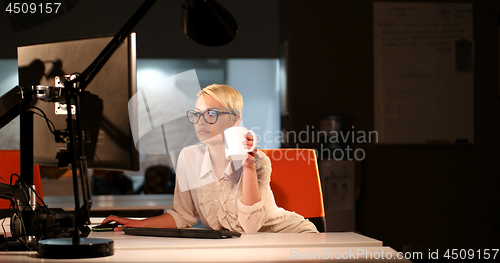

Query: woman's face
[193,95,237,143]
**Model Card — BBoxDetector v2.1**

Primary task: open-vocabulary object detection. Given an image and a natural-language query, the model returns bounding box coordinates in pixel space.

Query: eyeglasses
[186,109,236,124]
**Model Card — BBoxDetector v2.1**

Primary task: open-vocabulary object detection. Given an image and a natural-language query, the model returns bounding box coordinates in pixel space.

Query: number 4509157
[5,3,61,14]
[443,249,498,260]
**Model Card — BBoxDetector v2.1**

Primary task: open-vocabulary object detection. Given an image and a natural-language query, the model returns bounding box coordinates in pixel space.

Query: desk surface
[1,231,411,262]
[1,246,410,262]
[90,231,382,250]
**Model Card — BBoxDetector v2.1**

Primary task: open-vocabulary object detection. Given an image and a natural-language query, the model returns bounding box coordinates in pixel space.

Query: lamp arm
[0,86,36,130]
[74,0,157,91]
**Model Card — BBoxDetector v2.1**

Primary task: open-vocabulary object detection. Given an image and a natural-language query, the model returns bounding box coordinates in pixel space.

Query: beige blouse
[166,144,318,234]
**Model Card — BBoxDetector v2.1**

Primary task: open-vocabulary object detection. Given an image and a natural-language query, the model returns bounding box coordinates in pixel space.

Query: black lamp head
[182,0,238,46]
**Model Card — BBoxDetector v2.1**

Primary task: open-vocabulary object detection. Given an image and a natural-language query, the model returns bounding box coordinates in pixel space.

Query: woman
[102,84,318,233]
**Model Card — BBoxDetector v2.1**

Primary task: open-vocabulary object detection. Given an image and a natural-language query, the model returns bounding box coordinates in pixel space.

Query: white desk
[90,231,382,250]
[1,230,410,262]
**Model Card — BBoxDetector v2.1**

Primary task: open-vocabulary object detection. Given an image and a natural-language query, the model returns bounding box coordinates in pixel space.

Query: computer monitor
[17,34,140,171]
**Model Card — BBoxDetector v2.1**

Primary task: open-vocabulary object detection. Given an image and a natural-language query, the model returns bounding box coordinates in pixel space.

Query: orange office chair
[0,150,44,210]
[260,148,326,232]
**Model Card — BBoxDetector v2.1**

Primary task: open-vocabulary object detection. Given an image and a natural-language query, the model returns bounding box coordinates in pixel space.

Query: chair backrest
[0,150,43,209]
[143,165,176,194]
[260,149,326,232]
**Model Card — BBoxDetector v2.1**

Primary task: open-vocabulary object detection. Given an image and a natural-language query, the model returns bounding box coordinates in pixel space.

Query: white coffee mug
[224,127,257,160]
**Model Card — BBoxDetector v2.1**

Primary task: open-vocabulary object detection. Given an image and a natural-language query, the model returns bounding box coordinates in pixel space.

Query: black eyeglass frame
[186,109,236,124]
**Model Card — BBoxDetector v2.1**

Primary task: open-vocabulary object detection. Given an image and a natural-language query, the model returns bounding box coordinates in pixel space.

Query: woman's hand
[101,215,148,231]
[242,132,257,168]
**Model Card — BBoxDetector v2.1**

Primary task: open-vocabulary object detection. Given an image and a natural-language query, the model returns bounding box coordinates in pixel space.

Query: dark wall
[283,0,500,252]
[0,0,279,58]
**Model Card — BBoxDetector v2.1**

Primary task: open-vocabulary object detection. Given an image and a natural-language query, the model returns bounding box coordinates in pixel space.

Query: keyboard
[122,227,241,239]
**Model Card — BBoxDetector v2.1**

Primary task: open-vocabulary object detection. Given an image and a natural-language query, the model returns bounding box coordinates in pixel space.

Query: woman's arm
[240,133,261,206]
[238,149,272,234]
[101,213,177,231]
[101,148,198,231]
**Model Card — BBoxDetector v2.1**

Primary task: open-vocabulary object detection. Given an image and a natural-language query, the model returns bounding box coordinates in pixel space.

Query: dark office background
[0,0,499,253]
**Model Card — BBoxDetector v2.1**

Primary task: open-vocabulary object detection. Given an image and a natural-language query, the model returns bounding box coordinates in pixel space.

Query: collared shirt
[166,144,318,234]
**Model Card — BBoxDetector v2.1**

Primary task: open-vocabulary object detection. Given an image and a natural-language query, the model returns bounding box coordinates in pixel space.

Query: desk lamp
[0,0,237,258]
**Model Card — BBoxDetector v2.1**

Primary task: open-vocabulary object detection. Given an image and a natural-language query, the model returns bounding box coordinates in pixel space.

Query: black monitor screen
[17,34,139,171]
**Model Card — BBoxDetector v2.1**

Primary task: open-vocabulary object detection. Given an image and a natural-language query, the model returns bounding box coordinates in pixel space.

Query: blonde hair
[198,84,243,116]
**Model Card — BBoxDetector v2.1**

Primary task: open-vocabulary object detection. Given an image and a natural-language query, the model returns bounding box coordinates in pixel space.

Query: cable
[10,173,51,216]
[9,175,31,250]
[9,174,47,242]
[8,174,75,241]
[30,107,56,135]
